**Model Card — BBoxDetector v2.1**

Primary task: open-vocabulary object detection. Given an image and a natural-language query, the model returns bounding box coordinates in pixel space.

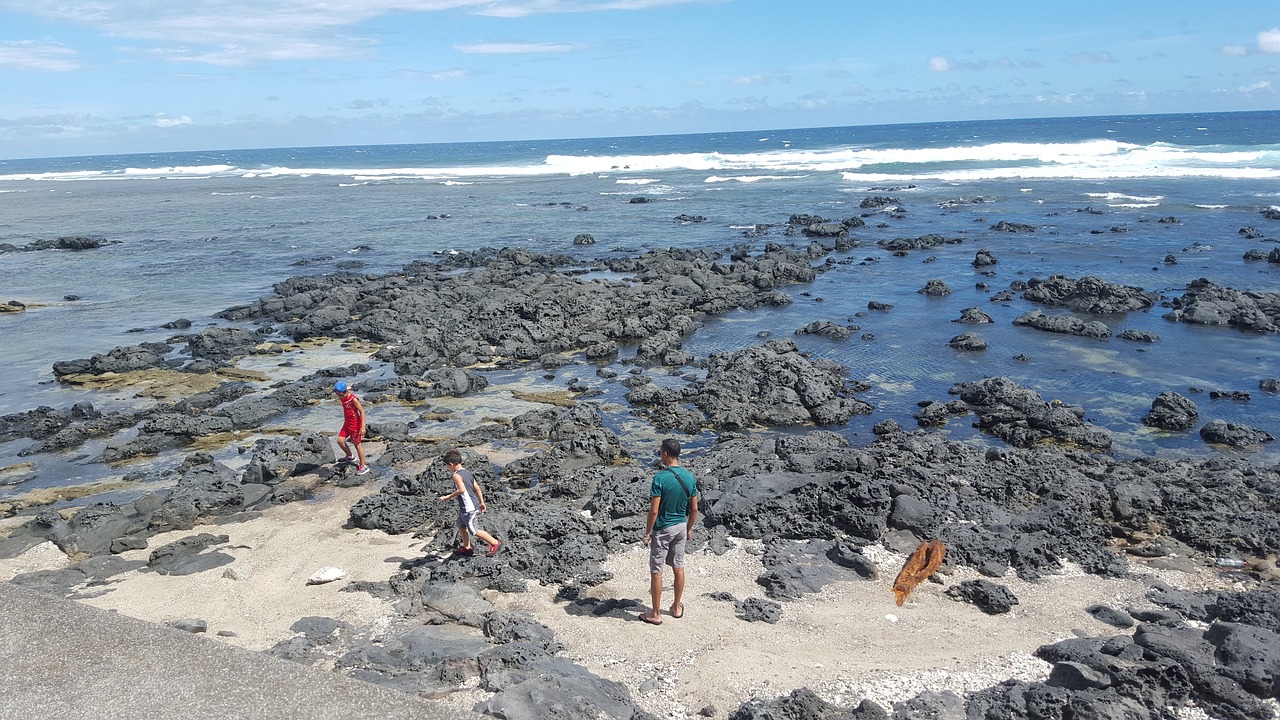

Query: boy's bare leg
[354,441,367,466]
[337,436,352,459]
[475,529,499,546]
[458,526,472,550]
[671,567,685,616]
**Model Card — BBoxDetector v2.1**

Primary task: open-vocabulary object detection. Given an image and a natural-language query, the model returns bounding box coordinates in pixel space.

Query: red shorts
[339,425,362,443]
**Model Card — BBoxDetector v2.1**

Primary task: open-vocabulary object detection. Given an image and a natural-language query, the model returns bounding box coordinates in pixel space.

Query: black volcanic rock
[945,579,1019,614]
[1199,420,1274,448]
[1142,392,1198,431]
[1022,275,1159,314]
[949,377,1112,450]
[1163,279,1280,332]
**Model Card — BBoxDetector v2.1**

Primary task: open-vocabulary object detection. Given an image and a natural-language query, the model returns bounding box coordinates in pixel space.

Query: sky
[0,0,1278,159]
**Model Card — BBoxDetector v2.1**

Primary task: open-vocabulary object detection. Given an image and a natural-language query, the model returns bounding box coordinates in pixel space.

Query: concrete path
[0,582,478,720]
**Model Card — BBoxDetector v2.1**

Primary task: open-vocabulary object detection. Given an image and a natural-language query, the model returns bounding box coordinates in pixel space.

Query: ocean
[2,110,1279,495]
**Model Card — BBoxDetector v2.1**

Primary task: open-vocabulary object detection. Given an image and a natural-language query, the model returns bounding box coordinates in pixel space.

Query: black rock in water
[1200,419,1275,448]
[1142,391,1198,431]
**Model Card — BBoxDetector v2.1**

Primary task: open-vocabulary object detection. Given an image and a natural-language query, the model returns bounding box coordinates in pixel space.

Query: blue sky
[1,0,1277,159]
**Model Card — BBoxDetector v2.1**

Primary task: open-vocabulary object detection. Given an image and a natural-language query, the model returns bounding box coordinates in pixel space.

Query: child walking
[438,449,501,556]
[333,381,369,475]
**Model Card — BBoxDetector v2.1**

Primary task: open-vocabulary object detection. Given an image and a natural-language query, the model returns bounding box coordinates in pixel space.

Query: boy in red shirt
[333,381,369,475]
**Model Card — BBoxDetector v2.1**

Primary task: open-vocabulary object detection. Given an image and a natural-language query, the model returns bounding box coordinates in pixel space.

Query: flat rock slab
[0,581,474,720]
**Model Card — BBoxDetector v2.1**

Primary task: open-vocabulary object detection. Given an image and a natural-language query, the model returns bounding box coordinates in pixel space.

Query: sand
[486,542,1226,717]
[0,484,424,652]
[0,479,1247,718]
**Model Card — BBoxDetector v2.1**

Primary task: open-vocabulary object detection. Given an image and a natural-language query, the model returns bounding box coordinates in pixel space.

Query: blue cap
[333,381,348,393]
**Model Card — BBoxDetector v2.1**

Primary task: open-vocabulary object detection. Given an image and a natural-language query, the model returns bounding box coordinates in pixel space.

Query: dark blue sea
[2,110,1279,494]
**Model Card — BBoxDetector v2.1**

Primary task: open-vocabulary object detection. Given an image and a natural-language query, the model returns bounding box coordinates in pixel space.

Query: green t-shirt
[650,466,698,531]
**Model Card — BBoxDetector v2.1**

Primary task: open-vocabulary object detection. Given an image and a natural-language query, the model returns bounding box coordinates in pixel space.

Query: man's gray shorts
[649,523,687,574]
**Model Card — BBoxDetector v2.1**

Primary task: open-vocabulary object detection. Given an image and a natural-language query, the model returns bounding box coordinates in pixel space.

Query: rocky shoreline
[1,241,1279,719]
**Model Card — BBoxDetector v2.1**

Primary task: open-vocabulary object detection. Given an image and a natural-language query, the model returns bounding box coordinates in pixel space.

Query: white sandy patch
[0,483,428,652]
[0,486,1246,717]
[488,539,1216,717]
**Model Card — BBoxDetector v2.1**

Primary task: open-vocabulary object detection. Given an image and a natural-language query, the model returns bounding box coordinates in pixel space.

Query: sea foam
[2,138,1277,184]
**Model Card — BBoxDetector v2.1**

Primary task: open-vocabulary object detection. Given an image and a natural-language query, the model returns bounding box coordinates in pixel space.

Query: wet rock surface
[1,236,117,253]
[1164,278,1280,332]
[1013,310,1111,338]
[1021,275,1159,314]
[1143,391,1199,431]
[949,377,1112,450]
[1200,420,1276,448]
[4,244,1280,719]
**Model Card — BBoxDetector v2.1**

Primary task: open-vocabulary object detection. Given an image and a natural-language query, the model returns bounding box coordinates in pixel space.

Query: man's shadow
[555,585,645,621]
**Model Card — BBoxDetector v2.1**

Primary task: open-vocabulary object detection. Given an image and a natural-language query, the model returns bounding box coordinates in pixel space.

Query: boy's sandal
[638,612,662,626]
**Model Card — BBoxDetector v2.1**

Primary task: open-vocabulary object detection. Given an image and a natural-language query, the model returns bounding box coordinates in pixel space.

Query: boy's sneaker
[487,541,502,557]
[456,546,474,556]
[338,456,354,464]
[355,465,370,475]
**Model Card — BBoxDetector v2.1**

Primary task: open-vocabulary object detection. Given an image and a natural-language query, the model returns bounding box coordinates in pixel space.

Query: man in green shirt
[639,438,699,625]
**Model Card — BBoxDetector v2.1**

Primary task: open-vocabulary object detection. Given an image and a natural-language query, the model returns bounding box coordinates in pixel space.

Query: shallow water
[2,111,1279,500]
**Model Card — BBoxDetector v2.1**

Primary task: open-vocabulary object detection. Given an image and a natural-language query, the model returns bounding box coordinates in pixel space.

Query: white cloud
[454,42,582,54]
[0,1,707,65]
[1067,51,1117,64]
[0,40,80,71]
[730,74,771,86]
[473,0,713,18]
[152,41,363,66]
[1035,93,1078,104]
[1239,80,1272,93]
[154,114,193,127]
[344,99,388,109]
[1260,28,1280,54]
[928,55,1039,72]
[799,92,828,109]
[1220,44,1249,56]
[725,95,769,110]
